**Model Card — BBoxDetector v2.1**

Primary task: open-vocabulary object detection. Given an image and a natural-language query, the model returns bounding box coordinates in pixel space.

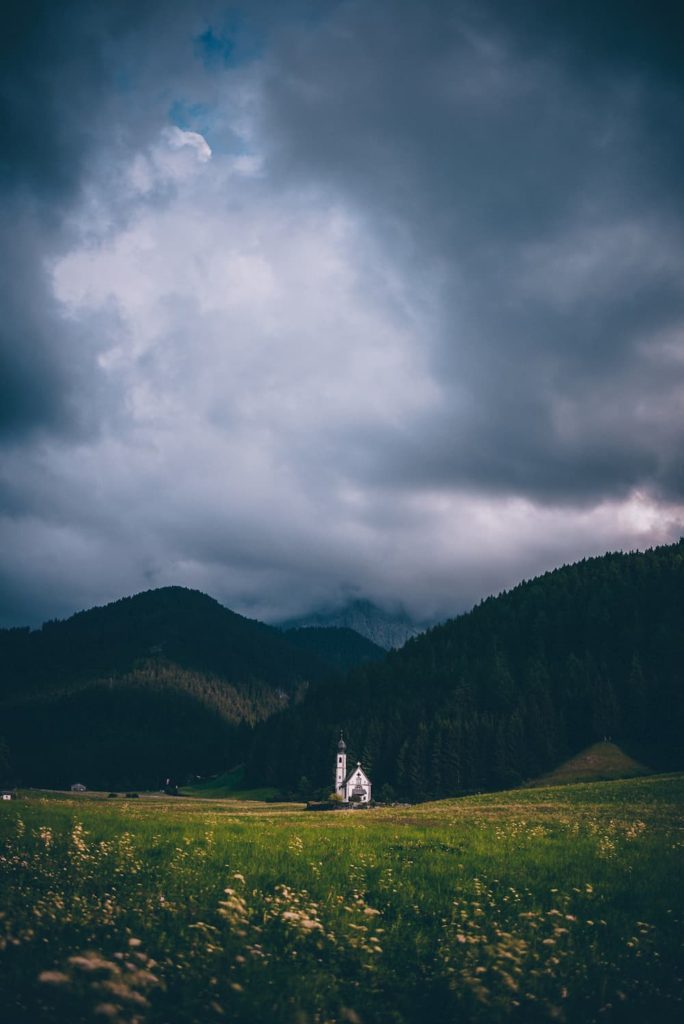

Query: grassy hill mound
[527,741,653,787]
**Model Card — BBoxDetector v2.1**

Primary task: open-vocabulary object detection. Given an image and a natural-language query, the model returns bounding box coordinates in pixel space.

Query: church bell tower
[335,733,347,796]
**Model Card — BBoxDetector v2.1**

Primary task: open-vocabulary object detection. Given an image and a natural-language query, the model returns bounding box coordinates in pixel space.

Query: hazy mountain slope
[246,541,684,797]
[279,599,425,650]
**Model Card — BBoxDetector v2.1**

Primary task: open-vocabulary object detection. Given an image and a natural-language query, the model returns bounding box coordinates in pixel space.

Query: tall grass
[1,776,682,1023]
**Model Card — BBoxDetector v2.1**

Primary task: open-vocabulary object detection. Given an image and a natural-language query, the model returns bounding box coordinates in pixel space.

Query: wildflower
[100,980,149,1006]
[38,970,70,985]
[93,1004,119,1018]
[68,954,118,974]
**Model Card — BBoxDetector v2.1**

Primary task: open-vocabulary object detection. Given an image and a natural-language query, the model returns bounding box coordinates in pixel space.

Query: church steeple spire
[335,731,347,795]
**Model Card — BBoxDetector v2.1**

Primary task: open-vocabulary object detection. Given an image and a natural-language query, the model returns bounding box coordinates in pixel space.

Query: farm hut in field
[1,789,17,800]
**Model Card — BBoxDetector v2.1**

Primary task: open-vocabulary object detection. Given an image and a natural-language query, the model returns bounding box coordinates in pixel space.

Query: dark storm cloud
[0,0,124,438]
[0,0,221,438]
[258,0,684,504]
[0,0,219,198]
[0,0,682,628]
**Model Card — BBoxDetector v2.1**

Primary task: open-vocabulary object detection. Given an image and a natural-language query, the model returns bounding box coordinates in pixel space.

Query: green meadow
[1,776,682,1024]
[179,764,279,801]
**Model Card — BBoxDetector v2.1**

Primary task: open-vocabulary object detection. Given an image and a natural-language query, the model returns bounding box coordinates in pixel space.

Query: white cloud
[123,127,213,197]
[51,145,439,444]
[164,126,212,162]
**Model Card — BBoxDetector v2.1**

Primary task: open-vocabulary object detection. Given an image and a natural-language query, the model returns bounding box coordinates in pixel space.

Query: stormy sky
[1,0,683,628]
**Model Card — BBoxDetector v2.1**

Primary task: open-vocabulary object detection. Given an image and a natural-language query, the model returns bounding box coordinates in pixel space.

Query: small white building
[334,734,372,803]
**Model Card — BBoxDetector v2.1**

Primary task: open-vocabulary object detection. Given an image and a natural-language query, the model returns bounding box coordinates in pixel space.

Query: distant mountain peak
[278,598,426,650]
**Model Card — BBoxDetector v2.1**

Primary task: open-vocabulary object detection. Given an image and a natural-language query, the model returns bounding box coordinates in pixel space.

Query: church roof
[343,762,371,785]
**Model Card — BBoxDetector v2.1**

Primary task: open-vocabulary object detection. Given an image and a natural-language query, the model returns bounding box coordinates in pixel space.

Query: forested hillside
[0,587,324,698]
[283,627,385,673]
[246,542,684,798]
[3,544,683,795]
[0,587,362,789]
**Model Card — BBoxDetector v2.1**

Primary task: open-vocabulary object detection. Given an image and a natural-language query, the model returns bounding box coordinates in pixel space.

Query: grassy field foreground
[1,777,682,1024]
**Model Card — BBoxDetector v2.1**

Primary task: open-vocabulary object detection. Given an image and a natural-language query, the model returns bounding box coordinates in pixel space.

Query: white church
[335,733,372,804]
